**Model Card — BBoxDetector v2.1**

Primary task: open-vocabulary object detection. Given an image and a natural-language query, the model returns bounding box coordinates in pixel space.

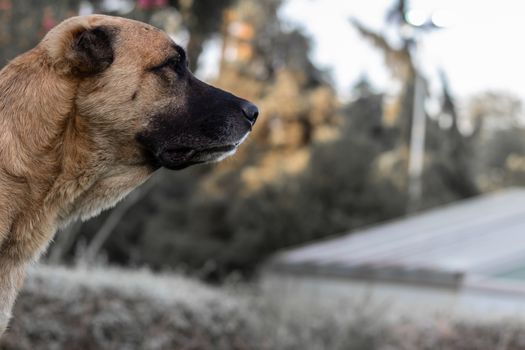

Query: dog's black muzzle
[136,73,259,170]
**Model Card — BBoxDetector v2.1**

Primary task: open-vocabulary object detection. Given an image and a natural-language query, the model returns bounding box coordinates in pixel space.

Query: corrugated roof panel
[272,189,525,281]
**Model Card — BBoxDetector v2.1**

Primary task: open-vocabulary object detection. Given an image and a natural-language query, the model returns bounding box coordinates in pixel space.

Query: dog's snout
[241,101,259,126]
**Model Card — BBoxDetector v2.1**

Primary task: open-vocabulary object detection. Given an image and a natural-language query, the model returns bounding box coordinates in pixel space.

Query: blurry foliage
[351,1,481,209]
[469,91,524,131]
[421,73,479,207]
[471,92,525,191]
[0,0,80,64]
[1,0,524,280]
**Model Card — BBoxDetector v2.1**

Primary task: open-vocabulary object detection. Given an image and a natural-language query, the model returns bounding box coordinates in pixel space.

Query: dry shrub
[2,266,525,350]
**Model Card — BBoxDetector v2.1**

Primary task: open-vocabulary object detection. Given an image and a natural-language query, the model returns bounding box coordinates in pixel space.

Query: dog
[0,14,258,335]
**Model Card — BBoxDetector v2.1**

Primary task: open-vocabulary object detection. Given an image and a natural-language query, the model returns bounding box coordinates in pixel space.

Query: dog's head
[42,15,258,171]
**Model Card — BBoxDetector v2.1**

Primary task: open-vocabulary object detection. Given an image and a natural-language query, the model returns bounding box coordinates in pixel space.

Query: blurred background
[2,0,525,349]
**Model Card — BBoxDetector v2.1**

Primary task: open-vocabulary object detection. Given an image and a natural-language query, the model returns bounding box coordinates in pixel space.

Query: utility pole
[406,40,426,213]
[401,6,444,213]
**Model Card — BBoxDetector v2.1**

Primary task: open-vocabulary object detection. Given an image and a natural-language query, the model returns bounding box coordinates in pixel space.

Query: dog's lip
[156,143,239,170]
[163,144,237,156]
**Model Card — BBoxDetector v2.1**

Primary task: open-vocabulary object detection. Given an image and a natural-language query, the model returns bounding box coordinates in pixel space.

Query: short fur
[0,15,257,335]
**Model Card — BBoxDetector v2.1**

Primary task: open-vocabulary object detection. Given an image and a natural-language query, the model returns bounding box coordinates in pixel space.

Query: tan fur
[0,15,189,335]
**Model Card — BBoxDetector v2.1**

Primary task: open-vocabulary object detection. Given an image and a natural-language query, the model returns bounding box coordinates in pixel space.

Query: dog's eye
[165,58,179,70]
[151,56,184,75]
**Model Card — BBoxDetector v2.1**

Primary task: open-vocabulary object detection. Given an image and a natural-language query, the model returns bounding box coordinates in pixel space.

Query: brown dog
[0,14,258,335]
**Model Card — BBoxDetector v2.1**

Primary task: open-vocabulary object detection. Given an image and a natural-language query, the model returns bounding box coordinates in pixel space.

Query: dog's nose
[241,101,259,126]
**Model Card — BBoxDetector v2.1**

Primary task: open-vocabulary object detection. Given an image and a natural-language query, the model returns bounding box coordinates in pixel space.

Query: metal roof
[269,188,525,287]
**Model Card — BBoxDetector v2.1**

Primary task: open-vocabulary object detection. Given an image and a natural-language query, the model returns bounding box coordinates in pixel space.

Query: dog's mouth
[157,143,240,170]
[136,130,252,171]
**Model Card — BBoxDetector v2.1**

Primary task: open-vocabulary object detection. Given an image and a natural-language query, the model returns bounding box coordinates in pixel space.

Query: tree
[351,0,481,209]
[468,91,523,132]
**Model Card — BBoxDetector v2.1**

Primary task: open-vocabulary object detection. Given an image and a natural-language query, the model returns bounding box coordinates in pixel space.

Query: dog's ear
[69,26,115,76]
[44,17,116,76]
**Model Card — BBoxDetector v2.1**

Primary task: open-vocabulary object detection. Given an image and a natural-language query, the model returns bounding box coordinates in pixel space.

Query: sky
[278,0,525,102]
